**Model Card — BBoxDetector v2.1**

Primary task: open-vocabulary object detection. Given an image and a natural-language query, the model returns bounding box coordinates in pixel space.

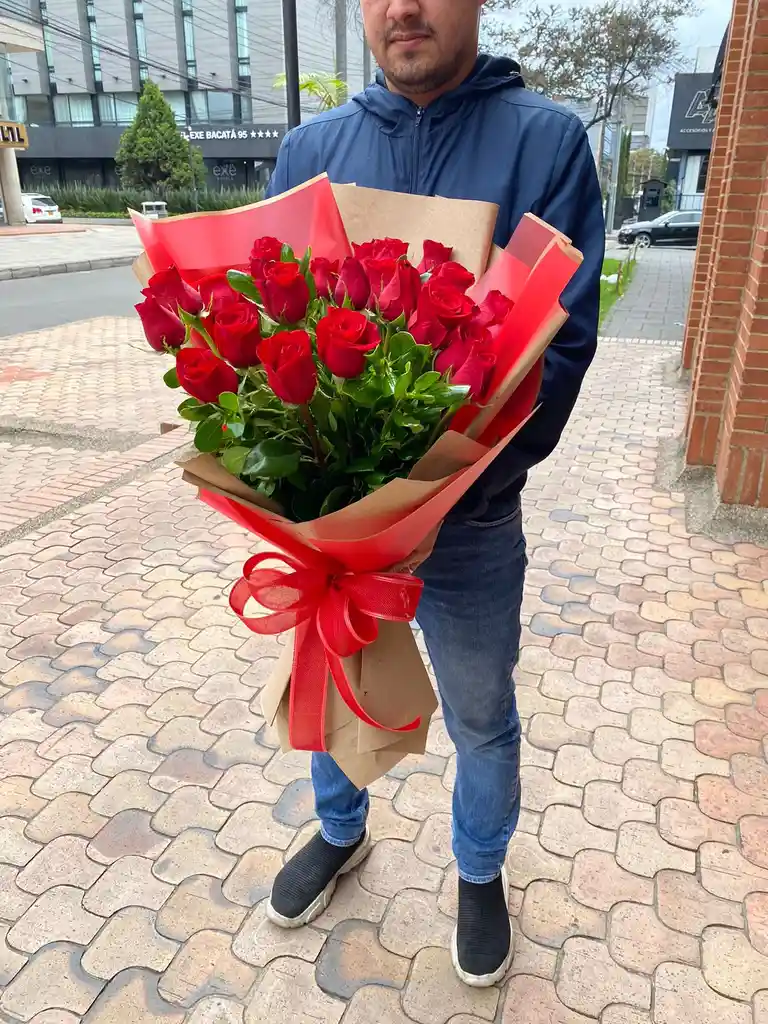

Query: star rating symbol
[257,129,265,138]
[250,129,258,138]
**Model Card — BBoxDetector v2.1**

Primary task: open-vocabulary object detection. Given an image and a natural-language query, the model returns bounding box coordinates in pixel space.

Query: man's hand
[390,524,442,574]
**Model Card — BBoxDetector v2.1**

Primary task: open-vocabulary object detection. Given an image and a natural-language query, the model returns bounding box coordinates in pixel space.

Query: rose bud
[262,262,311,324]
[418,240,453,274]
[431,261,476,292]
[310,257,340,298]
[317,308,381,378]
[142,266,203,316]
[258,329,317,405]
[176,348,239,404]
[136,296,186,352]
[213,305,262,368]
[435,325,495,399]
[378,260,422,322]
[364,257,397,302]
[419,278,476,327]
[353,237,409,262]
[197,273,243,318]
[334,257,371,310]
[249,236,284,284]
[409,317,448,349]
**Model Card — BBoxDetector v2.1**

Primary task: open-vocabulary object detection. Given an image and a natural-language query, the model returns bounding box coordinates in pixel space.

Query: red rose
[418,278,476,327]
[418,240,453,274]
[258,329,317,405]
[435,326,495,399]
[198,273,242,318]
[213,305,262,368]
[176,348,239,404]
[262,262,310,324]
[334,258,371,310]
[310,257,340,298]
[353,237,409,262]
[378,260,422,322]
[410,317,448,349]
[474,289,514,329]
[317,308,381,378]
[250,236,284,283]
[364,258,398,301]
[143,266,203,316]
[136,296,185,352]
[431,261,476,292]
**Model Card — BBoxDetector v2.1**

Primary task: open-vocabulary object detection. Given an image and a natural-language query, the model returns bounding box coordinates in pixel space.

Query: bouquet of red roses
[131,175,581,786]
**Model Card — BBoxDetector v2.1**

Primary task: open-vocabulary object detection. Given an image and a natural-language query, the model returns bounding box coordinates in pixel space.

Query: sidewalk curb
[0,254,138,281]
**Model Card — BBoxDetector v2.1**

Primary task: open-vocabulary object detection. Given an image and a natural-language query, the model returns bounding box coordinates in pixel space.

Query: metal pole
[335,0,348,103]
[282,0,301,129]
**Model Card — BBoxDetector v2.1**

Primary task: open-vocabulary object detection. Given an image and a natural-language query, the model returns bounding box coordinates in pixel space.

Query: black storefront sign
[667,73,716,151]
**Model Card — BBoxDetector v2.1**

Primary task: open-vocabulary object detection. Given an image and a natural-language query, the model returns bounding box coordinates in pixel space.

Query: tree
[273,71,348,112]
[627,147,668,192]
[116,81,205,191]
[485,0,694,129]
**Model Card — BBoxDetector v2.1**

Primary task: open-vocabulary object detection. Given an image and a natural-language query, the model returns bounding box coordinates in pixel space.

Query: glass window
[183,14,196,70]
[696,153,710,194]
[25,94,54,125]
[98,93,136,124]
[163,91,187,124]
[53,94,94,126]
[667,213,691,225]
[207,91,233,122]
[189,90,207,122]
[134,18,148,60]
[12,94,28,123]
[235,8,249,65]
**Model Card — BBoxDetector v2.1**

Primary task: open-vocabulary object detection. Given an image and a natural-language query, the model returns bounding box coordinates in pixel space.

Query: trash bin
[141,201,168,220]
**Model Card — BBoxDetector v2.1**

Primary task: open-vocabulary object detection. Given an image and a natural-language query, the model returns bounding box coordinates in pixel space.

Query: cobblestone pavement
[0,226,140,274]
[1,317,768,1023]
[603,247,695,342]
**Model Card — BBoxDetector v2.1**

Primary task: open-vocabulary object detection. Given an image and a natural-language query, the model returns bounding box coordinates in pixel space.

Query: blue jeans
[311,508,526,883]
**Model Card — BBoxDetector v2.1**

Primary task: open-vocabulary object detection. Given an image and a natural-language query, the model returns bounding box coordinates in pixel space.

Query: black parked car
[618,210,701,248]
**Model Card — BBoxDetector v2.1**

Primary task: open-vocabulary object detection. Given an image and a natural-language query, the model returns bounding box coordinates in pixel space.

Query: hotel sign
[0,121,29,150]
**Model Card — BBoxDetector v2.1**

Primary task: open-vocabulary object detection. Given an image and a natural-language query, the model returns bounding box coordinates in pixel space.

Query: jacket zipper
[409,107,424,194]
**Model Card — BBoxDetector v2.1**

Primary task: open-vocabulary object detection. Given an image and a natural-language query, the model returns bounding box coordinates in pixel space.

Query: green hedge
[47,183,264,216]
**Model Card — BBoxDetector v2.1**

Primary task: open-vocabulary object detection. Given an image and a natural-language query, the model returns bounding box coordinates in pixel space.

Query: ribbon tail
[288,620,331,752]
[327,652,421,738]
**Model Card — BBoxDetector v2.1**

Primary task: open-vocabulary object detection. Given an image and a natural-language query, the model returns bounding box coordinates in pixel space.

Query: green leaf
[319,486,352,517]
[177,398,209,422]
[299,247,312,276]
[388,331,418,361]
[345,457,379,473]
[194,415,226,453]
[243,439,301,480]
[414,371,441,392]
[226,270,262,304]
[327,410,338,432]
[280,243,296,263]
[393,411,425,432]
[218,392,239,413]
[221,446,249,476]
[163,366,181,389]
[225,420,245,438]
[178,308,202,330]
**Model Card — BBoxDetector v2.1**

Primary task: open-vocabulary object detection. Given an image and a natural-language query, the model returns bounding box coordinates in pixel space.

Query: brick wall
[682,0,768,505]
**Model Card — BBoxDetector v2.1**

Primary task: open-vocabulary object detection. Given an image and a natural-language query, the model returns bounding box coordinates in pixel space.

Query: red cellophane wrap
[132,175,582,787]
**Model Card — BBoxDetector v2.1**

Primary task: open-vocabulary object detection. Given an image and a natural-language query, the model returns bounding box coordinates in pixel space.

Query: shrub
[48,183,264,217]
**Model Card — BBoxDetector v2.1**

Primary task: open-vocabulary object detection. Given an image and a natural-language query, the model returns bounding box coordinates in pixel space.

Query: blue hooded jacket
[267,55,605,522]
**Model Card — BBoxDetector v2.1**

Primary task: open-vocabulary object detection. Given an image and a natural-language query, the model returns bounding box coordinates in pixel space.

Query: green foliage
[273,70,348,111]
[116,81,206,190]
[48,183,264,217]
[599,252,637,326]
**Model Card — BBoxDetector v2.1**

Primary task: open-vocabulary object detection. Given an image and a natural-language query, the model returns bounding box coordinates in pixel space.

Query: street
[0,267,138,337]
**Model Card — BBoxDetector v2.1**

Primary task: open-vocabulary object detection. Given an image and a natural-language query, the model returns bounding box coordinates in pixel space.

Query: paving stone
[204,731,273,770]
[271,778,317,829]
[501,976,593,1024]
[701,925,768,1001]
[83,855,173,915]
[314,919,409,1000]
[660,740,730,781]
[0,740,50,780]
[755,990,768,1024]
[747,892,768,955]
[368,796,422,842]
[81,907,179,980]
[243,957,345,1024]
[663,691,724,725]
[16,834,105,894]
[146,689,208,723]
[97,679,156,710]
[730,754,768,799]
[32,754,106,801]
[520,880,605,948]
[656,869,744,935]
[632,667,690,697]
[698,776,768,823]
[694,721,761,759]
[232,901,326,967]
[600,1008,651,1024]
[553,745,622,787]
[209,765,282,810]
[0,710,55,746]
[565,696,626,731]
[0,863,35,920]
[359,839,443,898]
[520,766,582,812]
[89,770,166,815]
[540,806,615,858]
[37,723,109,761]
[0,921,27,985]
[261,750,311,786]
[156,875,246,941]
[92,736,164,777]
[81,966,185,1024]
[201,700,264,736]
[402,947,499,1024]
[700,842,768,901]
[0,777,47,819]
[569,850,653,911]
[508,925,558,980]
[741,816,768,868]
[659,797,736,850]
[25,791,107,842]
[379,888,454,957]
[215,802,294,854]
[608,901,699,974]
[393,772,452,821]
[616,822,695,877]
[87,809,170,864]
[340,985,414,1024]
[8,884,103,953]
[0,816,42,866]
[504,831,571,889]
[582,781,654,829]
[153,829,236,884]
[150,786,229,837]
[592,727,656,765]
[150,750,224,793]
[157,929,257,1007]
[414,813,453,868]
[0,942,105,1021]
[654,962,751,1024]
[528,714,591,752]
[184,996,244,1024]
[695,677,753,708]
[556,937,650,1016]
[621,760,693,804]
[599,682,660,714]
[220,847,283,909]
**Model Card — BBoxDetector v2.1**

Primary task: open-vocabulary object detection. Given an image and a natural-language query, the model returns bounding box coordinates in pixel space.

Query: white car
[22,193,63,224]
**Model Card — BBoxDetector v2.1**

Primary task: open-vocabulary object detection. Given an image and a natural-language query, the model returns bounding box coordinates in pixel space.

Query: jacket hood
[353,54,524,126]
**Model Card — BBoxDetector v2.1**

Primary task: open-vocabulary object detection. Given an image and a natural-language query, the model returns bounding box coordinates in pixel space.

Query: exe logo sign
[685,91,716,126]
[0,121,29,150]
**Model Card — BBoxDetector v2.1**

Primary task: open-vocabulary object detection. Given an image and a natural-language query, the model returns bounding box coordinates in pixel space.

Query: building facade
[2,0,368,189]
[666,48,719,212]
[1,12,43,223]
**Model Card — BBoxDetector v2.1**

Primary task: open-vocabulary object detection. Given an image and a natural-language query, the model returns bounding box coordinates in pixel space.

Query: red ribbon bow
[230,551,425,751]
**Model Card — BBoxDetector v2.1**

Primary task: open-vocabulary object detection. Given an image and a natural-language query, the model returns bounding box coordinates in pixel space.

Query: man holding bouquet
[265,0,604,987]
